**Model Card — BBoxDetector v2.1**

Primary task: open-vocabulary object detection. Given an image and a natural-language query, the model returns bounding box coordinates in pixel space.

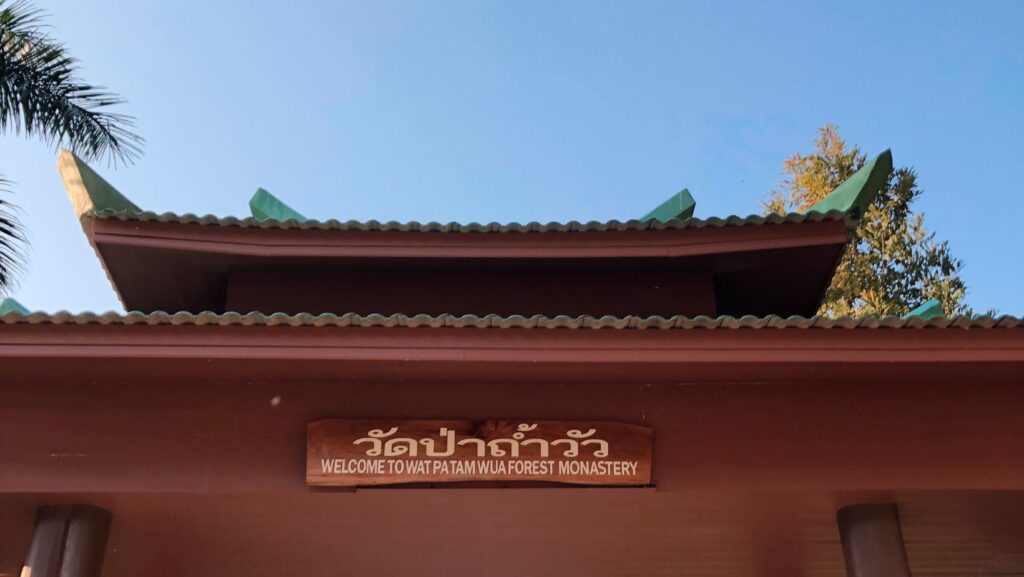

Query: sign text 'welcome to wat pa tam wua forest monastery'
[308,419,653,487]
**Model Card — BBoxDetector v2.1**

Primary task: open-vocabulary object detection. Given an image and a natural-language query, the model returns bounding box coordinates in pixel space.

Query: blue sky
[2,0,1022,314]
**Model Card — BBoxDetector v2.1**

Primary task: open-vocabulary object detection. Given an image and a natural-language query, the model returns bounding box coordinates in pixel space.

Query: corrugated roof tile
[1,310,1021,330]
[87,208,852,233]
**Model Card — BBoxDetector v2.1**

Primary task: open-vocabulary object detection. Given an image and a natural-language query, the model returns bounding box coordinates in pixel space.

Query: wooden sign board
[307,419,653,487]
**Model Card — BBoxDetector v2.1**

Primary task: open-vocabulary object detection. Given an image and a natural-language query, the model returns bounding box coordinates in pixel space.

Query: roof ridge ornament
[803,149,894,218]
[903,299,944,320]
[641,188,696,223]
[57,149,141,219]
[249,188,307,223]
[0,297,28,315]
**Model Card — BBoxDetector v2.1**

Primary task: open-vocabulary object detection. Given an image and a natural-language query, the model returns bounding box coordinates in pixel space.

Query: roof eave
[83,211,853,260]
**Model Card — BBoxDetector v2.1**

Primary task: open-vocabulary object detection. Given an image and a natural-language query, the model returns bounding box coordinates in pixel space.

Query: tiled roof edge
[86,208,851,233]
[0,311,1021,330]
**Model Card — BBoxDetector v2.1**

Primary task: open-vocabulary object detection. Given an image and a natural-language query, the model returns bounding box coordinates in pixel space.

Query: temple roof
[53,148,895,317]
[59,148,890,231]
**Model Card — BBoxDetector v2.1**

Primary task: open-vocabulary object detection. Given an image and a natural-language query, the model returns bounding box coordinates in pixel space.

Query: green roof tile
[904,299,944,320]
[0,298,28,315]
[58,149,140,218]
[804,149,893,218]
[641,189,696,222]
[249,188,307,222]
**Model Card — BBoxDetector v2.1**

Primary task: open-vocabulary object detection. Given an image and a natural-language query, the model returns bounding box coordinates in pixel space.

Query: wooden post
[60,505,112,577]
[21,505,72,577]
[836,503,911,577]
[21,504,112,577]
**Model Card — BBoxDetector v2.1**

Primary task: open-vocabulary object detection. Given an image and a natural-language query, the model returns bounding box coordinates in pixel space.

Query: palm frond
[0,0,143,164]
[0,174,25,293]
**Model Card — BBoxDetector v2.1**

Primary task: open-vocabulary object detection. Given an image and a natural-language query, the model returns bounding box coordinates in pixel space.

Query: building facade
[1,150,1022,577]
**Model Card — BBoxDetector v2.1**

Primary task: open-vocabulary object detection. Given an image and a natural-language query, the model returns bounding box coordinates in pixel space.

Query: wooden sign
[307,419,653,487]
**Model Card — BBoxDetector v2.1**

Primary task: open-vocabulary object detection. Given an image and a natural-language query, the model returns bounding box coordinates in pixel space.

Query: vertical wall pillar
[21,504,112,577]
[836,503,911,577]
[20,505,71,577]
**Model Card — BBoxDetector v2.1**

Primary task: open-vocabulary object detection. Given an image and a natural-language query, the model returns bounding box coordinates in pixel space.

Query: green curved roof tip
[249,188,307,222]
[804,149,893,218]
[57,149,141,218]
[903,299,945,320]
[0,297,29,315]
[642,189,696,222]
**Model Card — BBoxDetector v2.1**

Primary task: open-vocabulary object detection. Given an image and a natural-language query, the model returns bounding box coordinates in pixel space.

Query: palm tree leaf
[0,0,143,164]
[0,174,25,293]
[0,0,143,290]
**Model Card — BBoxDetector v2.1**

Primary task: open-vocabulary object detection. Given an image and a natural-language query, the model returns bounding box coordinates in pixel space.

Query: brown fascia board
[0,319,1022,385]
[2,313,1022,359]
[84,213,851,260]
[77,215,132,312]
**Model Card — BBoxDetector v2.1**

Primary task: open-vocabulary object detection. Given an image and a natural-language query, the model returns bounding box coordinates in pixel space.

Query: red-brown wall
[225,268,718,317]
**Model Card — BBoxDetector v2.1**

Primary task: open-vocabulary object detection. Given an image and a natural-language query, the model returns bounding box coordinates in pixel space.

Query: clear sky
[2,0,1022,314]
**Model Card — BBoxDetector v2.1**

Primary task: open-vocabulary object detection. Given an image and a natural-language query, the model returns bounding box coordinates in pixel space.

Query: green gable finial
[903,299,944,320]
[0,297,29,315]
[249,188,307,222]
[641,188,696,223]
[804,149,893,218]
[57,149,141,218]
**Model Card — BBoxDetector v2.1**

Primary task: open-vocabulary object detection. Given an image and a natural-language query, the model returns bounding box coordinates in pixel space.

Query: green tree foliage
[0,0,142,292]
[764,124,970,317]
